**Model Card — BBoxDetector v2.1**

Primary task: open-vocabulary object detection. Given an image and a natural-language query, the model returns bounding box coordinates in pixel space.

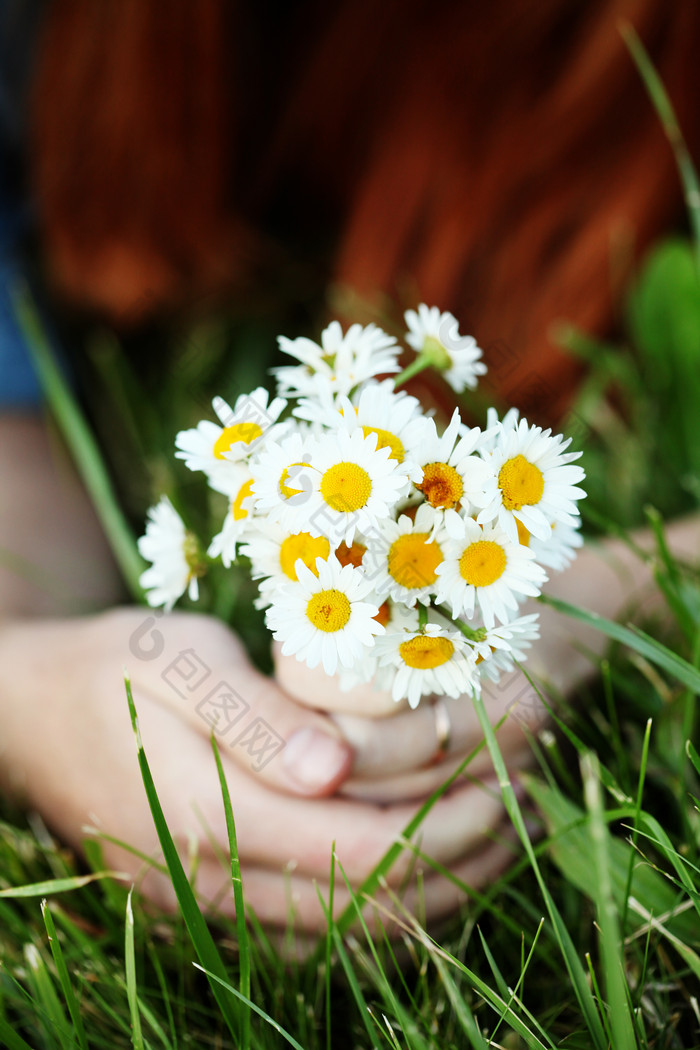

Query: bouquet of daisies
[138,305,586,709]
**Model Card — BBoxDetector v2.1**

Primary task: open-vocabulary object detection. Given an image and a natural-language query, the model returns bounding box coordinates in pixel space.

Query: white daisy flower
[412,409,494,531]
[336,598,413,692]
[298,428,411,546]
[240,520,331,591]
[516,515,584,572]
[265,554,384,676]
[373,623,479,708]
[479,406,521,454]
[404,304,487,393]
[273,320,401,399]
[207,468,257,567]
[175,387,287,488]
[249,431,317,531]
[435,517,546,628]
[296,378,425,484]
[473,613,541,684]
[363,502,448,608]
[478,417,586,544]
[138,497,203,610]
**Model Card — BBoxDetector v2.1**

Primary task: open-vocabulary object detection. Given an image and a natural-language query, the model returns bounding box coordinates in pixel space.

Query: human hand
[274,639,547,803]
[0,609,516,931]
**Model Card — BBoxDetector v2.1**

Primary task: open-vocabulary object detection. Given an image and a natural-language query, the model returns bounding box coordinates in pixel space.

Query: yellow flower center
[516,518,531,546]
[306,589,351,632]
[335,541,366,568]
[459,540,507,587]
[279,532,330,581]
[213,423,264,459]
[399,634,454,669]
[388,533,443,589]
[320,462,372,512]
[417,462,464,509]
[279,462,311,500]
[231,479,254,521]
[361,425,405,463]
[498,454,544,510]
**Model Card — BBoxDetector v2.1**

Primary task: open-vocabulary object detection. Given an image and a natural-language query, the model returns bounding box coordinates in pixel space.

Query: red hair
[31,0,700,420]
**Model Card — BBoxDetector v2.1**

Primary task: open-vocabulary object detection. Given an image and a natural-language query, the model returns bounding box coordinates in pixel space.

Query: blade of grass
[628,813,700,920]
[582,752,638,1049]
[426,952,488,1050]
[469,689,608,1050]
[0,1018,36,1050]
[524,778,700,942]
[125,890,145,1050]
[41,900,89,1050]
[626,896,700,983]
[23,943,72,1050]
[124,674,242,1044]
[477,919,548,1049]
[210,735,250,1050]
[687,739,700,779]
[373,895,554,1050]
[0,871,128,898]
[193,965,309,1050]
[146,941,178,1050]
[621,719,652,935]
[334,858,425,1050]
[11,284,145,599]
[538,592,700,694]
[621,22,700,268]
[325,844,336,1050]
[314,879,381,1050]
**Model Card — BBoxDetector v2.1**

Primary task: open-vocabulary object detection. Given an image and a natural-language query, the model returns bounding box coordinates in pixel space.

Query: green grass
[3,37,700,1046]
[5,284,700,1048]
[1,491,699,1046]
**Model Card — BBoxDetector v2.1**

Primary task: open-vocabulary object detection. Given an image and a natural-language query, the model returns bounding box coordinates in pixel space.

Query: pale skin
[1,413,698,932]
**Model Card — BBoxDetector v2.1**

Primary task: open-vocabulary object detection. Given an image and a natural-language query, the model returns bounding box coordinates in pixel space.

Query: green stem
[436,604,486,642]
[393,352,433,389]
[12,283,145,601]
[622,22,700,273]
[417,603,428,629]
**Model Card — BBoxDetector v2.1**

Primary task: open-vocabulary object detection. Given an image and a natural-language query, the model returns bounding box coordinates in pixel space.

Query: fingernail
[283,728,352,791]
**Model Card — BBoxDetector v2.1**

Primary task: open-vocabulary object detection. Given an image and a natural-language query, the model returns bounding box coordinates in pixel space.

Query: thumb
[123,610,354,796]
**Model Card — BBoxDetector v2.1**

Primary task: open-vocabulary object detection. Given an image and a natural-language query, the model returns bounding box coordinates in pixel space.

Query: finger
[136,820,521,935]
[338,746,535,803]
[199,771,508,885]
[87,676,507,890]
[331,673,547,780]
[117,609,354,796]
[273,640,404,717]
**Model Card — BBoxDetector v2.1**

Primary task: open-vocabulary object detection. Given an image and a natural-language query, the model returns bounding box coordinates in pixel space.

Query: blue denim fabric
[0,0,44,409]
[0,200,41,408]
